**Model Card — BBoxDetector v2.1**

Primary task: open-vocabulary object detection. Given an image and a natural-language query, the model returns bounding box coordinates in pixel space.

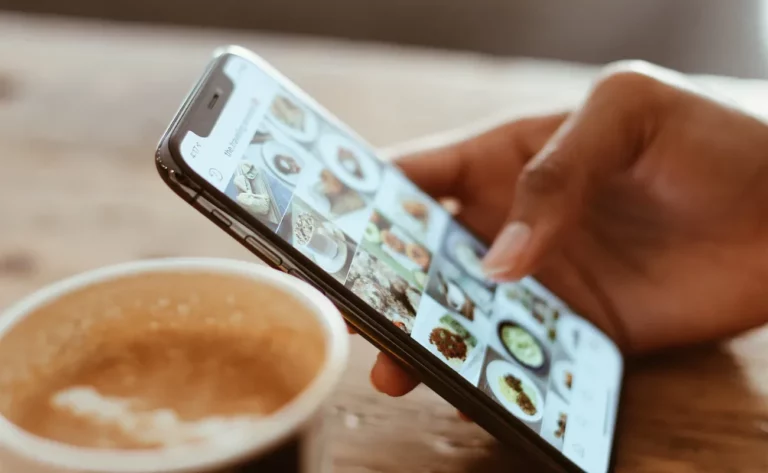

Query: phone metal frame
[155,45,622,473]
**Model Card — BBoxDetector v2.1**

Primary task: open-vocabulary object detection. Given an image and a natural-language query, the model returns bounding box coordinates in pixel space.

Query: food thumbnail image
[374,169,449,249]
[362,210,431,291]
[441,222,495,289]
[554,312,585,360]
[496,320,549,372]
[345,249,421,333]
[277,197,356,283]
[555,413,568,439]
[256,127,317,188]
[294,160,371,242]
[225,150,293,230]
[426,256,494,323]
[317,131,383,195]
[266,93,319,143]
[484,358,544,423]
[551,360,574,401]
[411,296,483,375]
[539,390,569,450]
[501,281,561,342]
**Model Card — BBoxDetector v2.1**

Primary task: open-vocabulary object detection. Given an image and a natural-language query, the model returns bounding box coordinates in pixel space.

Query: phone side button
[210,208,232,227]
[243,235,282,267]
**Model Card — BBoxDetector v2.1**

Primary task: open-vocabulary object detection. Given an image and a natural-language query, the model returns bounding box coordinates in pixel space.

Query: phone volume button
[210,208,232,227]
[243,235,282,267]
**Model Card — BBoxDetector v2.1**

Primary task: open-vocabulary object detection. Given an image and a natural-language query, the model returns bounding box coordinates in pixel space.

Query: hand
[369,61,768,397]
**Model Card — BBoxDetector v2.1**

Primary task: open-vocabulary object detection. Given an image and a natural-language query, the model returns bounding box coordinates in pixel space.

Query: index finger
[390,114,569,199]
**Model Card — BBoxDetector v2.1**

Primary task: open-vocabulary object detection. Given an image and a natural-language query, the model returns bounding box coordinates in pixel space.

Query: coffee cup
[0,258,348,473]
[294,214,340,260]
[305,228,340,259]
[444,280,466,311]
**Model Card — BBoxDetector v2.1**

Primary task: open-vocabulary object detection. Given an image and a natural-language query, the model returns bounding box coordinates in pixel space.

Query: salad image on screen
[411,295,486,380]
[502,282,561,342]
[497,321,549,372]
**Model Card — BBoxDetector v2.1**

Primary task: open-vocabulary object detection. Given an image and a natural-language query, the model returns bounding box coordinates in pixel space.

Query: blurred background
[3,0,768,78]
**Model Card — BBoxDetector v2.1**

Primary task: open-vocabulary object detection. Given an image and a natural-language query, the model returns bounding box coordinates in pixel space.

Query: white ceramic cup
[305,229,340,259]
[0,258,349,473]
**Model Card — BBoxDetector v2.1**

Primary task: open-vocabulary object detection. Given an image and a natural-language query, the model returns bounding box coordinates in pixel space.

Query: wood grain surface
[0,12,767,473]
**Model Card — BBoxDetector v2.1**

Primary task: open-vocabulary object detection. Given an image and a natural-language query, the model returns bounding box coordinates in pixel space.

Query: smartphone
[155,46,623,473]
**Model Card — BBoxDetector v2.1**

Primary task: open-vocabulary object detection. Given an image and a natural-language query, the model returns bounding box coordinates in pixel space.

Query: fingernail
[482,222,531,279]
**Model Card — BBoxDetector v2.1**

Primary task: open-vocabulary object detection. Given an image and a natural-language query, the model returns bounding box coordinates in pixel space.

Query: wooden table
[1,12,767,473]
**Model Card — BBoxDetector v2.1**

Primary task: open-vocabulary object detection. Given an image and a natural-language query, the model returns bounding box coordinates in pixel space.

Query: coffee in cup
[0,258,348,473]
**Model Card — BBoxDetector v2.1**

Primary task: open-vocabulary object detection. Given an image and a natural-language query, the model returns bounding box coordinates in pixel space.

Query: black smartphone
[156,46,623,473]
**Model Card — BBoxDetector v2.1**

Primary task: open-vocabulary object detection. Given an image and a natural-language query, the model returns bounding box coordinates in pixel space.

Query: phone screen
[175,53,622,473]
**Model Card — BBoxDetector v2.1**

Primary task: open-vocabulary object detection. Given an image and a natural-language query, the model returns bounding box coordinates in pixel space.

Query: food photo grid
[483,278,581,451]
[373,169,450,249]
[410,294,487,384]
[344,206,435,334]
[225,85,380,262]
[220,85,597,452]
[223,129,295,231]
[425,255,494,323]
[439,221,497,291]
[276,196,357,283]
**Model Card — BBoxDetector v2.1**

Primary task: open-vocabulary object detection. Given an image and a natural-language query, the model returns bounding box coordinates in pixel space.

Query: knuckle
[591,61,675,121]
[597,69,657,96]
[519,160,570,198]
[601,59,656,77]
[593,61,667,104]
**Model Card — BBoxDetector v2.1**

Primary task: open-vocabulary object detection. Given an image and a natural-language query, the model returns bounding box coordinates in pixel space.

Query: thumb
[482,68,667,281]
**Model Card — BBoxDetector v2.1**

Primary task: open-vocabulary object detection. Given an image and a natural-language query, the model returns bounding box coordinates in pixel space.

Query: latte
[0,271,326,450]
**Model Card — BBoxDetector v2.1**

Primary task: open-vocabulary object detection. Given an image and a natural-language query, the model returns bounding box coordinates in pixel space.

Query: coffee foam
[0,271,327,449]
[50,386,262,448]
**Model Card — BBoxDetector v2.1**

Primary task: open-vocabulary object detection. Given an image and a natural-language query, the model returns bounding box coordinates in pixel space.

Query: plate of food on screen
[554,412,568,440]
[379,227,431,273]
[389,192,436,242]
[318,133,382,194]
[502,282,561,342]
[363,211,431,289]
[266,93,319,142]
[443,227,495,288]
[426,314,480,371]
[261,139,313,187]
[486,359,544,422]
[307,169,367,217]
[551,360,574,401]
[434,270,482,322]
[497,321,549,372]
[345,250,420,334]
